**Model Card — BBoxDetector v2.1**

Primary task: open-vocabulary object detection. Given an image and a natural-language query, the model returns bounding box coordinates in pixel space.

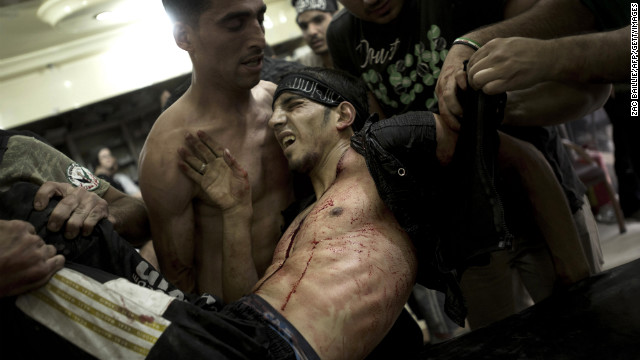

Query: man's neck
[309,141,351,199]
[320,52,333,69]
[189,73,254,114]
[95,166,114,176]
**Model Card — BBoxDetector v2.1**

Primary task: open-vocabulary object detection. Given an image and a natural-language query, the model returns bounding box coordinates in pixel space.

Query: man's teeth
[245,59,260,66]
[283,135,296,147]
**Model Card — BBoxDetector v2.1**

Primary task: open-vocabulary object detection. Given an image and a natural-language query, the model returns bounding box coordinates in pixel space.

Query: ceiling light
[263,14,273,29]
[95,11,114,22]
[37,0,121,27]
[278,11,287,23]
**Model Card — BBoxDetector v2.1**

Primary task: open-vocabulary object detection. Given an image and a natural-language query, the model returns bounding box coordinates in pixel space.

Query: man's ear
[336,101,356,131]
[173,22,194,51]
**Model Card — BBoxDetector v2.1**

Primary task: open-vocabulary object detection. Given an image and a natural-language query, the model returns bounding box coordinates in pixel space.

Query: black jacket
[351,90,512,326]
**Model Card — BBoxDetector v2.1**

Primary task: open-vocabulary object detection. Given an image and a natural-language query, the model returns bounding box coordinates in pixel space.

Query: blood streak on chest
[253,214,307,291]
[256,196,338,302]
[281,239,318,311]
[278,199,339,309]
[312,198,334,215]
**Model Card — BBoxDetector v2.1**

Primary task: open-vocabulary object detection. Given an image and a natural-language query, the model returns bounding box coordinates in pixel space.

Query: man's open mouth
[282,135,296,148]
[242,55,263,67]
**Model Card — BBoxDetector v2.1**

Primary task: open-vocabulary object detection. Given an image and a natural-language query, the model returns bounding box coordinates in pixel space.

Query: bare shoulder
[253,80,276,104]
[338,148,369,177]
[141,111,181,163]
[257,80,277,94]
[139,107,193,203]
[249,81,277,127]
[148,102,186,137]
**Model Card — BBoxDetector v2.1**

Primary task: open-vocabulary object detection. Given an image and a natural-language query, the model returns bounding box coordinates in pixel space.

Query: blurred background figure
[90,145,155,268]
[292,0,338,68]
[92,146,142,199]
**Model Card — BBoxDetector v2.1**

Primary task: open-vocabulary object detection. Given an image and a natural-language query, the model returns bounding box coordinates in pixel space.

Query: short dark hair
[162,0,213,26]
[275,67,370,131]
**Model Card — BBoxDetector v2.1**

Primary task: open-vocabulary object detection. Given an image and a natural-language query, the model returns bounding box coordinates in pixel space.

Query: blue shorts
[229,295,320,360]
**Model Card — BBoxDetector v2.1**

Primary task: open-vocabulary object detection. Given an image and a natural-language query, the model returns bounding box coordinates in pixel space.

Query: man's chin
[313,48,329,56]
[287,154,319,175]
[287,158,306,174]
[239,62,262,84]
[239,74,262,90]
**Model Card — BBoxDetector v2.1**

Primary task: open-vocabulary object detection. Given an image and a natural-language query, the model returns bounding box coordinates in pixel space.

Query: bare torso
[139,81,293,296]
[254,149,417,359]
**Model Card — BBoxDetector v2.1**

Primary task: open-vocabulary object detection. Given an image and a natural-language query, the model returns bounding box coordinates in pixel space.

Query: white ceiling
[0,0,144,62]
[0,0,290,61]
[0,0,301,128]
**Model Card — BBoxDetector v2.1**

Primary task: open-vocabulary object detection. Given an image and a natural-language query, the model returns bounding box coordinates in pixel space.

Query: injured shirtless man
[175,67,590,358]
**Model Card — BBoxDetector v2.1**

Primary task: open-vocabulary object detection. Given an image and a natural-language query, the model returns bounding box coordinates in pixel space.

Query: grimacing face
[338,0,405,24]
[297,10,333,55]
[269,93,336,173]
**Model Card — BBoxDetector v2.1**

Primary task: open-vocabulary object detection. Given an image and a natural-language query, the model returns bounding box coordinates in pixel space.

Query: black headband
[293,0,338,16]
[273,73,368,129]
[274,73,345,108]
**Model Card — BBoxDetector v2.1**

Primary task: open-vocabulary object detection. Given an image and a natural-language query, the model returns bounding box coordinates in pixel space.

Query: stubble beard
[288,151,321,175]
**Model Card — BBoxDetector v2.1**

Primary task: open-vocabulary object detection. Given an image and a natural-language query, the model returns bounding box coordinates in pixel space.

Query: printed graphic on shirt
[66,163,100,191]
[358,24,447,111]
[133,261,187,301]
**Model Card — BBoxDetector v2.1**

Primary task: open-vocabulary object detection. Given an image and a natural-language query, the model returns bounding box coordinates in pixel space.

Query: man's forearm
[150,218,197,294]
[464,0,596,45]
[551,26,631,84]
[221,206,258,303]
[504,82,611,126]
[107,195,151,246]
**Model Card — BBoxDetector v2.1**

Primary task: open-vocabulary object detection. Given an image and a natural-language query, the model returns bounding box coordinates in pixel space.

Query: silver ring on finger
[199,162,207,174]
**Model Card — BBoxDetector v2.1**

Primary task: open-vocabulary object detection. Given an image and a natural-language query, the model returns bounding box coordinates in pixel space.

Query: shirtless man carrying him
[139,0,293,300]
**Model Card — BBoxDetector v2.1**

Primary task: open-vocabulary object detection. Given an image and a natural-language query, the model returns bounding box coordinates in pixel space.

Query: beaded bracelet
[452,37,481,51]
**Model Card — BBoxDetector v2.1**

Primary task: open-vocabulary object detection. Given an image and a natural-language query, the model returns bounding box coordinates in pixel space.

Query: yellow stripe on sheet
[46,282,161,343]
[16,268,174,360]
[33,290,151,357]
[54,273,168,333]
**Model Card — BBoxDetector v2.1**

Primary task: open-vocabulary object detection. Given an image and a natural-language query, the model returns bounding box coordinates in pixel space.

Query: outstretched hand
[178,131,251,215]
[34,181,110,239]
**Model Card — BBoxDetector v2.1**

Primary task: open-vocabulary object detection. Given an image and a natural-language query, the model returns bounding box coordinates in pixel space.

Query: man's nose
[308,24,321,36]
[268,108,286,129]
[247,18,266,47]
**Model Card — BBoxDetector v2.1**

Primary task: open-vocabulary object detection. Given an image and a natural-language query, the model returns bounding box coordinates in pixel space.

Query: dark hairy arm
[102,186,151,246]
